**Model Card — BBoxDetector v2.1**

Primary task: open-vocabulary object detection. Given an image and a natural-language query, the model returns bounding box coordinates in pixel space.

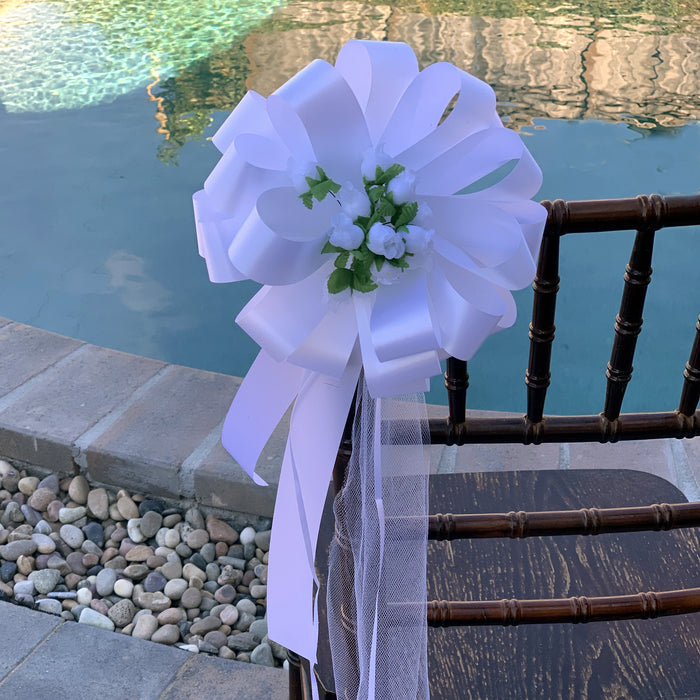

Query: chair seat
[314,469,700,699]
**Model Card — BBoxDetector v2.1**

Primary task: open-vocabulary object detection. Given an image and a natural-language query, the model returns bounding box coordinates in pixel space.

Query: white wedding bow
[193,39,545,699]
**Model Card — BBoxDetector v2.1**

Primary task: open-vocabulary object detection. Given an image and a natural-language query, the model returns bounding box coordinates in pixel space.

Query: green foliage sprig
[300,164,420,294]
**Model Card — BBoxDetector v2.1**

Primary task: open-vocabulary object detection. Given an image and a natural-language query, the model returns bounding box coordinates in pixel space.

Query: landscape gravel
[0,459,287,668]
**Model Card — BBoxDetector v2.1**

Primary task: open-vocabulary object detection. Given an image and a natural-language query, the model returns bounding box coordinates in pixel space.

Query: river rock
[251,642,275,667]
[164,578,187,600]
[206,516,238,545]
[59,506,86,524]
[96,568,117,596]
[87,488,109,520]
[31,533,56,554]
[37,474,59,494]
[186,529,209,550]
[117,496,139,521]
[254,530,271,552]
[139,511,162,538]
[17,476,39,496]
[36,598,63,615]
[68,475,90,505]
[59,524,84,549]
[143,571,167,593]
[125,545,153,562]
[28,487,55,512]
[227,632,258,651]
[180,587,202,609]
[190,615,222,636]
[134,590,171,612]
[114,578,134,598]
[151,624,180,645]
[79,608,115,632]
[0,539,37,561]
[29,568,61,594]
[219,605,239,626]
[108,599,136,627]
[132,613,158,640]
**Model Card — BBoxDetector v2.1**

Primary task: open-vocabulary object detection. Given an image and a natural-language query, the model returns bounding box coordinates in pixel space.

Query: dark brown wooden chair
[288,194,700,699]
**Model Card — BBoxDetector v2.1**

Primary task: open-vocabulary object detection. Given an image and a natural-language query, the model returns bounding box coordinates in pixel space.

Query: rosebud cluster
[296,154,433,294]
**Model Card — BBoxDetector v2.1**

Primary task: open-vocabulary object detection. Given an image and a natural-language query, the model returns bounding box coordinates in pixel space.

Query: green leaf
[322,240,344,254]
[334,251,350,269]
[328,268,353,294]
[352,245,373,263]
[354,215,370,232]
[375,256,385,271]
[368,185,385,205]
[310,178,341,203]
[305,176,320,188]
[300,192,314,209]
[375,197,396,219]
[394,201,418,228]
[316,166,328,180]
[387,256,410,269]
[352,276,378,293]
[376,163,405,185]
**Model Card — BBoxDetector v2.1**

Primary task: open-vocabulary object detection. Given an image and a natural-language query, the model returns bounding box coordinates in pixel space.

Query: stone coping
[0,317,698,518]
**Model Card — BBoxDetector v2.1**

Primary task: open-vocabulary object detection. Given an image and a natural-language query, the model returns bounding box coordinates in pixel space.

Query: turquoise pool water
[1,0,699,414]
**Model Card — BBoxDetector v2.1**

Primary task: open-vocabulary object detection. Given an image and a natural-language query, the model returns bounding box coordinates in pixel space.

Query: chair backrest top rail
[543,194,700,236]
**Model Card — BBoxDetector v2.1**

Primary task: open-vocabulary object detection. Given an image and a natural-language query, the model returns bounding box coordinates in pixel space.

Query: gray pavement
[1,316,698,698]
[0,600,287,699]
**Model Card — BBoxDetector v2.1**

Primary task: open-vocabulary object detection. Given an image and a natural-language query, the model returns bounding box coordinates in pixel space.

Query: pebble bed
[0,460,286,668]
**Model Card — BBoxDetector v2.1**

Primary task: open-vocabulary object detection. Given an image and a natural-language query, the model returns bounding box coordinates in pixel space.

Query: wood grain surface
[426,470,700,700]
[314,469,700,700]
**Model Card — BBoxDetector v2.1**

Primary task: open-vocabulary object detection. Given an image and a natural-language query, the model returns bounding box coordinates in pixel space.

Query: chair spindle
[445,358,468,441]
[526,200,563,428]
[603,196,662,423]
[679,315,700,418]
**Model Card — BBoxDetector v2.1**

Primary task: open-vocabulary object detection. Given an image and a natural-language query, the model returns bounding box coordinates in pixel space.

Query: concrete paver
[193,410,290,518]
[160,653,288,700]
[0,602,62,682]
[0,344,164,472]
[85,366,241,499]
[0,322,82,397]
[0,601,288,700]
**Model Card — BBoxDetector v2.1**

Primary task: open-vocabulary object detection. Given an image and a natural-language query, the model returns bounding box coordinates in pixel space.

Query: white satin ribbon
[194,38,546,700]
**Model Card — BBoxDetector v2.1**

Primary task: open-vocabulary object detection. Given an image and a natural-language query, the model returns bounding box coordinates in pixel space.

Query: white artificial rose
[367,222,406,260]
[413,201,433,228]
[371,261,403,286]
[404,225,434,254]
[386,170,416,204]
[329,212,365,251]
[287,158,318,194]
[361,147,393,181]
[338,182,371,219]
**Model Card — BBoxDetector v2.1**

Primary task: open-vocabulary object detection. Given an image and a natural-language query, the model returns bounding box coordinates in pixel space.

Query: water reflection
[0,0,283,113]
[150,0,700,160]
[104,251,171,313]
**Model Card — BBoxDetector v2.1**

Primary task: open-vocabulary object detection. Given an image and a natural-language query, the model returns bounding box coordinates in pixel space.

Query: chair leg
[287,650,304,700]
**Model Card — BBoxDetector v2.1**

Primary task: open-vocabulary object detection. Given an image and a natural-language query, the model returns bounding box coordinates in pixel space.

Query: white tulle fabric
[328,376,429,699]
[192,38,545,700]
